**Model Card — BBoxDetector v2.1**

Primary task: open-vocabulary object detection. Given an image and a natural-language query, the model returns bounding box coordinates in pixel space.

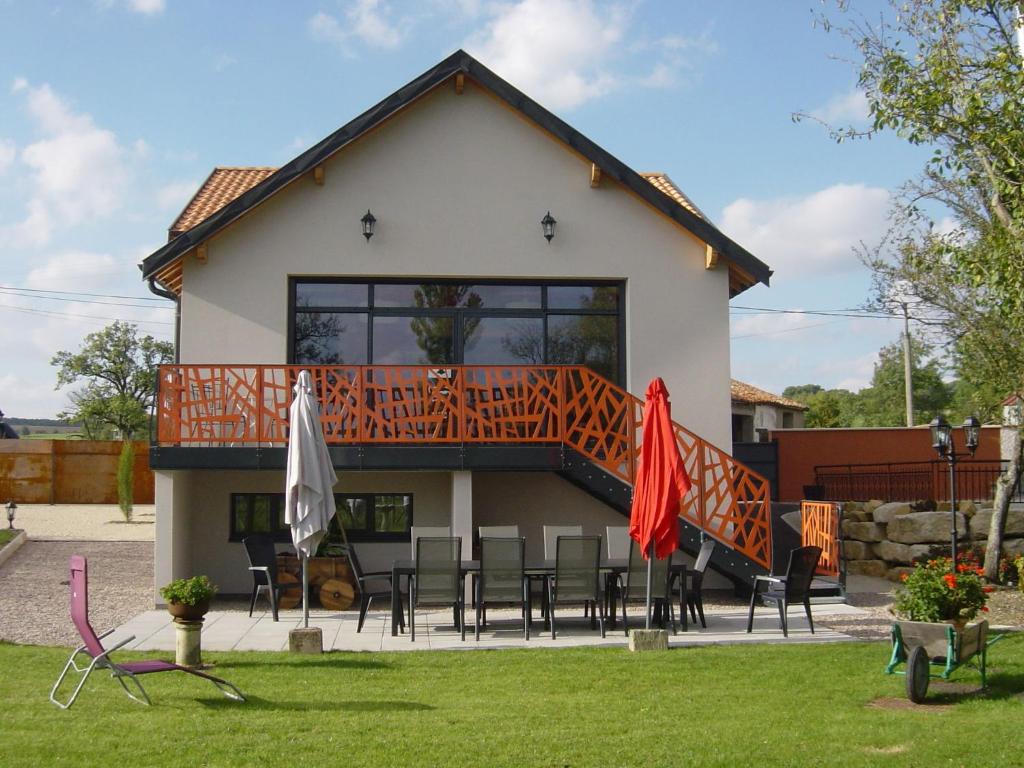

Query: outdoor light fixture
[5,501,15,530]
[929,414,982,571]
[360,209,376,241]
[540,211,556,242]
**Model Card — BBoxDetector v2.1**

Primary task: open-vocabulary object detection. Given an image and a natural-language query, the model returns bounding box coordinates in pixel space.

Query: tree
[817,1,1024,579]
[117,440,134,523]
[52,321,174,440]
[856,337,951,426]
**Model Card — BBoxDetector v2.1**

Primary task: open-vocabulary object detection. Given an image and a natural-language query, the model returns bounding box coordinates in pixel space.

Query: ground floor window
[290,278,625,384]
[230,492,413,543]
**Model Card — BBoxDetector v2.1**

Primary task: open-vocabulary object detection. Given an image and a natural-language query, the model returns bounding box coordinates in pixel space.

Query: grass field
[0,529,17,548]
[6,635,1023,767]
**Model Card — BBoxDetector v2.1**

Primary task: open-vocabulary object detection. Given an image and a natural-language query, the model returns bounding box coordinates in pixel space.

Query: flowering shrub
[958,546,1015,585]
[894,558,992,623]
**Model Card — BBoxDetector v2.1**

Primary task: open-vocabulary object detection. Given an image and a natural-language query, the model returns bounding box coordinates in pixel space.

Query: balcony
[154,364,772,568]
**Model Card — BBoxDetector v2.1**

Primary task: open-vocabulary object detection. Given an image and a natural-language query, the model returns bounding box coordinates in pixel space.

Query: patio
[108,600,868,653]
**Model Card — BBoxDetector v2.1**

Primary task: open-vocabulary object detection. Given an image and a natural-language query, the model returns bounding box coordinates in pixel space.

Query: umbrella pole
[302,553,310,629]
[645,540,654,630]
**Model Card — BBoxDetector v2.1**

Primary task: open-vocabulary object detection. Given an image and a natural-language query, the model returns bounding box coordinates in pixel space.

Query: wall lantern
[962,415,981,454]
[5,501,15,530]
[360,209,377,242]
[929,416,952,457]
[540,211,556,243]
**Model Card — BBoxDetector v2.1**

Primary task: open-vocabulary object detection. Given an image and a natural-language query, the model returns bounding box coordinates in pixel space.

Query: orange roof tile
[731,379,809,411]
[640,172,709,222]
[169,167,277,238]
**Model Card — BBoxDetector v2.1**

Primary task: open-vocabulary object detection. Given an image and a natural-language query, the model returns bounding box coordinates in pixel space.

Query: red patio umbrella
[629,378,692,628]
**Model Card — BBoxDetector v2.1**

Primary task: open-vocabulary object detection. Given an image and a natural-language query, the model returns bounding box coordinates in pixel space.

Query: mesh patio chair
[604,526,630,559]
[49,555,245,709]
[475,537,530,640]
[473,525,520,618]
[410,536,465,642]
[746,545,822,638]
[685,539,716,628]
[410,525,451,558]
[547,535,605,639]
[243,535,300,622]
[539,525,584,619]
[617,540,674,635]
[340,544,405,634]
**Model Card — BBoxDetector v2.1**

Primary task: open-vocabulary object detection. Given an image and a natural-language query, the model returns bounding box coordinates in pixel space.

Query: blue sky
[0,0,930,418]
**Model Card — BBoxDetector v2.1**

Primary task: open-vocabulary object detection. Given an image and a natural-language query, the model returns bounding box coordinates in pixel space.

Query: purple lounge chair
[49,555,245,708]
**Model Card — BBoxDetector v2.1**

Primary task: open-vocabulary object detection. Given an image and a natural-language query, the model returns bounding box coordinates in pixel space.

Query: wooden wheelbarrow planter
[885,620,1004,703]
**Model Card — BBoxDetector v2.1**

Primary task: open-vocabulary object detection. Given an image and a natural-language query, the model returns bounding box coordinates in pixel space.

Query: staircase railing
[156,364,772,567]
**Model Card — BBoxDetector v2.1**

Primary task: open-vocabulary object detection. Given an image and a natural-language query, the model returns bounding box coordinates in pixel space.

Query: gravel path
[11,504,155,541]
[0,541,153,646]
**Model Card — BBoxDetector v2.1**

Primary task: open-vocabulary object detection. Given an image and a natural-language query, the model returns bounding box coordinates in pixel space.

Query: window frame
[288,277,627,384]
[228,492,414,543]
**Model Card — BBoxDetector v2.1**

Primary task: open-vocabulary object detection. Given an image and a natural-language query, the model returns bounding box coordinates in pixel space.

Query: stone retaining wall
[842,499,1024,581]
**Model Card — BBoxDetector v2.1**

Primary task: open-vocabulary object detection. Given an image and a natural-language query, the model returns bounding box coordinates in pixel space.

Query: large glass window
[230,492,413,543]
[291,280,624,382]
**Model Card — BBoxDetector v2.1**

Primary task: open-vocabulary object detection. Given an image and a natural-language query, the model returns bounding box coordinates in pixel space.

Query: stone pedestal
[289,627,323,654]
[174,619,204,667]
[628,629,669,652]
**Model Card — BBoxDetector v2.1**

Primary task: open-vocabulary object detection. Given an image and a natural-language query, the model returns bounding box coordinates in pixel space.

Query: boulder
[1002,537,1024,558]
[843,509,870,523]
[847,559,889,578]
[936,501,952,512]
[887,511,966,544]
[844,501,865,513]
[842,521,886,542]
[959,500,978,517]
[872,502,912,525]
[842,540,874,560]
[970,507,1024,539]
[873,540,942,564]
[887,566,915,583]
[864,499,884,515]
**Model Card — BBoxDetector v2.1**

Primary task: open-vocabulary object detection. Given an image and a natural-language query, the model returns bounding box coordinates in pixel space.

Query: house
[731,380,808,443]
[140,51,774,598]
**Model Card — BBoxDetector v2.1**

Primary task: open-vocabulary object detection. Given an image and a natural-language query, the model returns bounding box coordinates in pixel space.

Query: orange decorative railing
[156,364,772,568]
[801,501,841,578]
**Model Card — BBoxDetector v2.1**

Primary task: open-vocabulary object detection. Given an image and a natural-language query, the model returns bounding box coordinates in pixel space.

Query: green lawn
[5,637,1023,767]
[0,529,18,548]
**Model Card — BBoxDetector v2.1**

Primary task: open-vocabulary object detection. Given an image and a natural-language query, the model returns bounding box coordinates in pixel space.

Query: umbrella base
[289,627,323,654]
[628,629,668,652]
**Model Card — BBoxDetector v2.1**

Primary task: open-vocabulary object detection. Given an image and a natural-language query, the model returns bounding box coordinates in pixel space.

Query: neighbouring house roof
[731,380,809,411]
[168,168,276,239]
[141,49,771,296]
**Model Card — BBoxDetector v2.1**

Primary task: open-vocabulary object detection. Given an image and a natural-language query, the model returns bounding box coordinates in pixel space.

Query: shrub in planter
[160,575,217,621]
[894,557,992,625]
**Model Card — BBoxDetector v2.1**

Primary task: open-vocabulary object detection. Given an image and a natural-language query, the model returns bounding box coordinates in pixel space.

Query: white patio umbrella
[284,370,338,629]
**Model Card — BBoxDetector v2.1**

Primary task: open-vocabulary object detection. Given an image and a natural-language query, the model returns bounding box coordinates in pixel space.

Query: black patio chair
[410,536,464,642]
[547,535,604,639]
[475,537,530,641]
[746,545,822,638]
[684,539,716,628]
[242,535,301,622]
[617,540,674,635]
[340,544,404,634]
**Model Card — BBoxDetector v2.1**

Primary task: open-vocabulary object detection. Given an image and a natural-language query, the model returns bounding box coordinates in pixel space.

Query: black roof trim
[140,50,771,289]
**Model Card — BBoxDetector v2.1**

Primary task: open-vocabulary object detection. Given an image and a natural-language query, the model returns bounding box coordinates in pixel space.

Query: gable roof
[639,173,709,222]
[731,380,809,411]
[141,49,771,294]
[169,167,275,239]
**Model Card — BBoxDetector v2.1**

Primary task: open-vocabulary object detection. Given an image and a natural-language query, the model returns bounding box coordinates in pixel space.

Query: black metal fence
[813,460,1023,503]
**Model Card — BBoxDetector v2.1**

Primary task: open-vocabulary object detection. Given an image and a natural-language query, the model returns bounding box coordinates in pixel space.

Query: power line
[730,319,847,340]
[0,284,166,302]
[730,305,899,320]
[0,287,167,310]
[0,303,174,326]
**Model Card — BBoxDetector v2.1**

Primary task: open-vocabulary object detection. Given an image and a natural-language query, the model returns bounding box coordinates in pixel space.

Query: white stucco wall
[177,80,732,447]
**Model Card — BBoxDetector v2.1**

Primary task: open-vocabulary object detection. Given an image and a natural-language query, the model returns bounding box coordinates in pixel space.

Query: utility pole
[901,300,914,427]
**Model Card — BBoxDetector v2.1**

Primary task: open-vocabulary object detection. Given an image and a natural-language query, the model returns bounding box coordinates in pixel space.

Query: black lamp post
[5,501,15,530]
[929,415,980,571]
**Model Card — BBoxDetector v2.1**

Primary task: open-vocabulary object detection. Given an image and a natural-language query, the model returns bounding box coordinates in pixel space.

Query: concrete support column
[154,471,190,606]
[451,471,473,559]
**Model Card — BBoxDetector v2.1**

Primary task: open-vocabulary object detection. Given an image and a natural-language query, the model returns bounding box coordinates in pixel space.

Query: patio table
[390,558,687,636]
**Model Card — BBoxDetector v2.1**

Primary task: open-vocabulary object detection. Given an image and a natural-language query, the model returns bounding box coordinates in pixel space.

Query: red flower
[957,563,969,573]
[943,573,957,589]
[982,606,990,612]
[983,586,995,593]
[900,573,909,582]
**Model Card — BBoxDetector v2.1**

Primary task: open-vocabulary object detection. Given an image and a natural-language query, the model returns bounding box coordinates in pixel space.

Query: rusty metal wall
[0,441,154,504]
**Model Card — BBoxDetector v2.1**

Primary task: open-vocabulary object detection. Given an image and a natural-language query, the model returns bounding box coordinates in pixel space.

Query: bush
[160,575,217,606]
[894,557,992,623]
[116,441,133,522]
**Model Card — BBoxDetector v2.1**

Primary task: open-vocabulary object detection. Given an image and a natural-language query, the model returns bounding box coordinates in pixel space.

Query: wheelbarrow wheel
[906,645,930,703]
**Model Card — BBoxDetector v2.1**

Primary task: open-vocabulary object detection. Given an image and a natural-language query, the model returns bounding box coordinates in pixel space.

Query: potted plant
[893,557,992,629]
[160,575,217,622]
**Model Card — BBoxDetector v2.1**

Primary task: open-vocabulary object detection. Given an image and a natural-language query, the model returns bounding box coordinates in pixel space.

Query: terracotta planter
[167,598,210,622]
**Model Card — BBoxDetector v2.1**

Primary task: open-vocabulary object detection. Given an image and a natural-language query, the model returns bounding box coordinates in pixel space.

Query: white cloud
[810,88,870,125]
[308,2,405,54]
[731,310,814,338]
[5,81,134,247]
[156,179,199,211]
[213,53,237,72]
[24,251,121,293]
[0,139,15,173]
[465,0,625,110]
[720,183,891,278]
[816,351,880,392]
[128,0,165,14]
